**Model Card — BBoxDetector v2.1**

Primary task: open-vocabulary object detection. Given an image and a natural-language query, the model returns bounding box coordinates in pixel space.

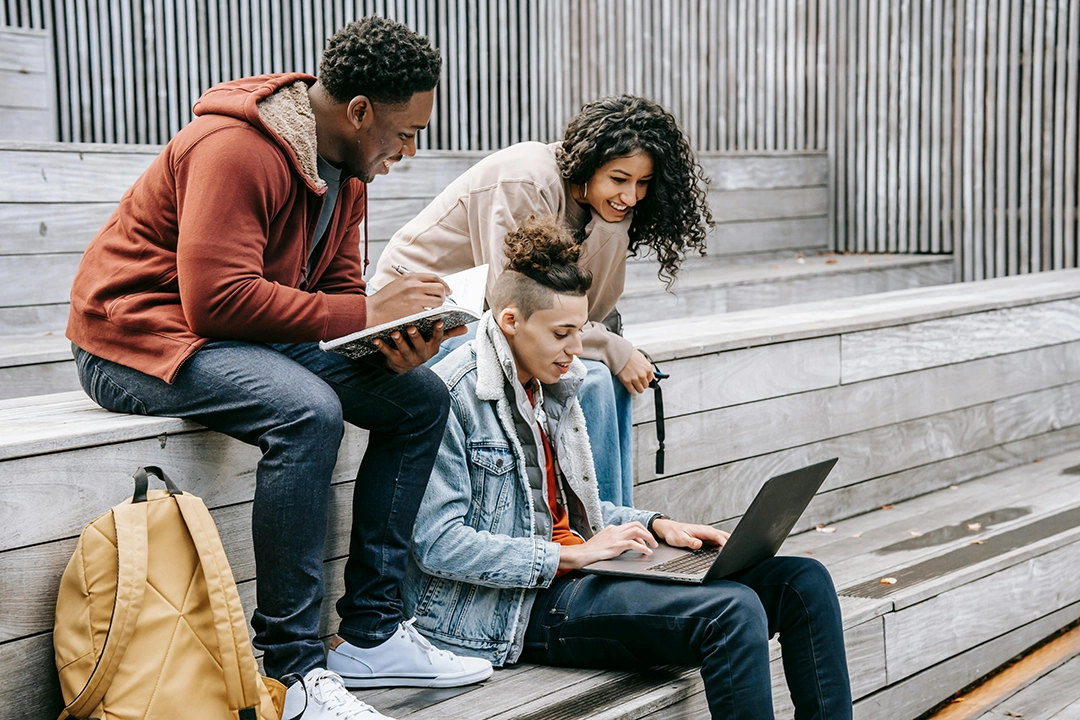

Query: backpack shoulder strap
[175,492,264,712]
[59,501,149,720]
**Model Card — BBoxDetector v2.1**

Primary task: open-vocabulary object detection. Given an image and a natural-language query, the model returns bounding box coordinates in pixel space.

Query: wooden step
[4,270,1080,719]
[619,252,954,324]
[0,251,955,400]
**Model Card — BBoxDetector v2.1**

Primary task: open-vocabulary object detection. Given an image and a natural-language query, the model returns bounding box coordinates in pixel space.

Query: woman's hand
[557,522,658,571]
[651,519,729,550]
[616,348,655,393]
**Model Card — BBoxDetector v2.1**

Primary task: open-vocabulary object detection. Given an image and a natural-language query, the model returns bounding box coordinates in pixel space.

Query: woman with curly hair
[372,95,714,506]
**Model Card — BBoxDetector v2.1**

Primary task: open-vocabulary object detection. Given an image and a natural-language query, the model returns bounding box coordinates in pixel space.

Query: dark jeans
[74,341,450,679]
[522,556,852,720]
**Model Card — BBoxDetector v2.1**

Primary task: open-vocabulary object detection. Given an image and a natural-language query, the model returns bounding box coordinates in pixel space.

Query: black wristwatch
[646,513,669,540]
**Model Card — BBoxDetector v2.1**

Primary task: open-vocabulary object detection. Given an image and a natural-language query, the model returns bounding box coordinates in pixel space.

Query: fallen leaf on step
[881,504,894,510]
[880,577,898,585]
[967,522,982,531]
[1005,711,1024,718]
[826,258,838,264]
[909,531,923,537]
[815,524,836,533]
[949,485,959,490]
[851,532,863,538]
[969,540,985,545]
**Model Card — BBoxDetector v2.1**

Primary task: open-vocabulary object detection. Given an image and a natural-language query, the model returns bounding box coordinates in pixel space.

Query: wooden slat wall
[0,26,56,140]
[5,0,1079,281]
[3,0,829,153]
[830,0,1080,280]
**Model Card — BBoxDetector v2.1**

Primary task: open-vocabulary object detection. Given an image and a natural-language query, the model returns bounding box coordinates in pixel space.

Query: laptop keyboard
[647,546,721,575]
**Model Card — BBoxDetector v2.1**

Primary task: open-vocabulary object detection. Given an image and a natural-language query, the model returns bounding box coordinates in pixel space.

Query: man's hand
[366,273,453,328]
[616,348,655,394]
[650,519,729,550]
[557,522,658,571]
[373,320,468,374]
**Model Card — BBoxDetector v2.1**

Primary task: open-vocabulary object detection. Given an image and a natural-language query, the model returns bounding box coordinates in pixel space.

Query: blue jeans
[73,341,450,679]
[429,323,635,506]
[522,557,852,720]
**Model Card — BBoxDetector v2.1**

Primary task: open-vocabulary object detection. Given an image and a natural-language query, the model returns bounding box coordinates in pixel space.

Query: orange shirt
[525,388,585,569]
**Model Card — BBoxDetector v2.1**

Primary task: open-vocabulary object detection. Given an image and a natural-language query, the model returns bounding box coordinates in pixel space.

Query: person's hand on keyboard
[651,519,729,550]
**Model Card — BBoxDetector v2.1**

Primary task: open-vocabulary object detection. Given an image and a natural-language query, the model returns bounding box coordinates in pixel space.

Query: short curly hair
[492,216,593,317]
[320,16,442,106]
[556,95,714,288]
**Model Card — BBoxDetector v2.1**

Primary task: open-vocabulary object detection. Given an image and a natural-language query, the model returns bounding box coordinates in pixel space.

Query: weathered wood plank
[0,27,49,73]
[0,633,62,720]
[0,360,79,400]
[854,601,1080,720]
[626,269,1080,362]
[0,420,368,549]
[0,253,82,307]
[633,343,1080,482]
[708,186,828,222]
[0,106,55,141]
[884,541,1080,682]
[0,202,116,255]
[696,152,829,190]
[0,302,69,333]
[708,216,830,255]
[634,391,1080,531]
[0,148,156,203]
[841,297,1080,383]
[975,654,1080,719]
[723,260,952,312]
[628,336,839,423]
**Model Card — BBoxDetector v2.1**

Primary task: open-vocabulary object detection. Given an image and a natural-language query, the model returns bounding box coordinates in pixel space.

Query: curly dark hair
[556,95,714,288]
[320,16,442,106]
[492,216,593,317]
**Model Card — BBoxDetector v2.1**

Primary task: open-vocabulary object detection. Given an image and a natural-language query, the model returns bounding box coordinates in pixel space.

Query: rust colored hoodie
[67,73,369,383]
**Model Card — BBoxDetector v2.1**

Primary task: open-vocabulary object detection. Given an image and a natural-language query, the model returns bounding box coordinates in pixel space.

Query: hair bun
[503,215,581,276]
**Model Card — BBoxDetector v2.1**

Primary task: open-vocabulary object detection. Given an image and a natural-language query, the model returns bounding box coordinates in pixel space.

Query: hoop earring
[583,182,588,200]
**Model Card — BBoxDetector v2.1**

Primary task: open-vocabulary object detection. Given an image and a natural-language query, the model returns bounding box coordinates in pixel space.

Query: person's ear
[346,96,372,130]
[496,307,521,336]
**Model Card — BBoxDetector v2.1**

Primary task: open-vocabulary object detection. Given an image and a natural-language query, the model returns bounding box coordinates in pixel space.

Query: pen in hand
[392,264,457,305]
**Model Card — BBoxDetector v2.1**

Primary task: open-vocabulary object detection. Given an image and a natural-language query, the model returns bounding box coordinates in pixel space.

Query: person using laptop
[402,216,853,719]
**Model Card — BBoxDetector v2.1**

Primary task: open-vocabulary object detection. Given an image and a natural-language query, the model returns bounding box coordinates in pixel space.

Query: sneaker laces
[309,670,381,718]
[401,618,455,666]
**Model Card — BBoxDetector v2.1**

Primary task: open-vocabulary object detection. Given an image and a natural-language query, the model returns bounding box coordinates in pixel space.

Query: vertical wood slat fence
[830,0,1080,280]
[0,0,829,153]
[2,0,1079,282]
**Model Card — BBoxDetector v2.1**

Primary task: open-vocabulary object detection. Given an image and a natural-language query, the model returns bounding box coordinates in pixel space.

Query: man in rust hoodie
[67,17,491,720]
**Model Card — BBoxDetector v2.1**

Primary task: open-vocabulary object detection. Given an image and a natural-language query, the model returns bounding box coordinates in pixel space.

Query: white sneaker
[282,668,395,720]
[328,619,494,688]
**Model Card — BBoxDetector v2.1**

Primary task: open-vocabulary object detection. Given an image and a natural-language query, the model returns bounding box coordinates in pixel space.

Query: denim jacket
[402,313,656,666]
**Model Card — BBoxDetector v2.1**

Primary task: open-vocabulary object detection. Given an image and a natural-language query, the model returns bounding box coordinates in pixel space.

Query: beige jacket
[372,142,634,372]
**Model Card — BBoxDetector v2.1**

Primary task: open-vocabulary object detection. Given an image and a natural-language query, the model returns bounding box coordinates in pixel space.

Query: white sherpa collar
[256,81,325,191]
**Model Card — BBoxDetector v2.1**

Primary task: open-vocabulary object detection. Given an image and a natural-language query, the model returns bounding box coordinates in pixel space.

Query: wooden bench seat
[619,252,953,324]
[4,268,1077,719]
[0,140,959,401]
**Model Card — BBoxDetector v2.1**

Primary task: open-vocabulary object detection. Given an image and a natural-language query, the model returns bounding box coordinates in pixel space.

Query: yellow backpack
[53,466,285,720]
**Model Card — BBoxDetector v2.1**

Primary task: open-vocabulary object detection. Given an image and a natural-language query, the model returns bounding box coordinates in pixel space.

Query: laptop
[582,458,838,584]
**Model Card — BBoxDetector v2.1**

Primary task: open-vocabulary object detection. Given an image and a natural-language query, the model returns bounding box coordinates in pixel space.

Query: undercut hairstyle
[556,95,715,289]
[320,16,442,106]
[490,216,593,319]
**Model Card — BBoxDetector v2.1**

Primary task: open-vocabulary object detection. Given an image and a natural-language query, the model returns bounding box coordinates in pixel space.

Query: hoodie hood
[193,73,325,192]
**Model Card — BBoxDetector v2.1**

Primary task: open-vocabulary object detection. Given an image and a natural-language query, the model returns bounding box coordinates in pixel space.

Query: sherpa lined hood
[68,73,369,383]
[194,73,325,193]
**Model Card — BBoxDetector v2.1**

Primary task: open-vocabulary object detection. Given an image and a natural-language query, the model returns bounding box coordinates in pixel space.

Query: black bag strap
[132,465,183,503]
[641,351,668,476]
